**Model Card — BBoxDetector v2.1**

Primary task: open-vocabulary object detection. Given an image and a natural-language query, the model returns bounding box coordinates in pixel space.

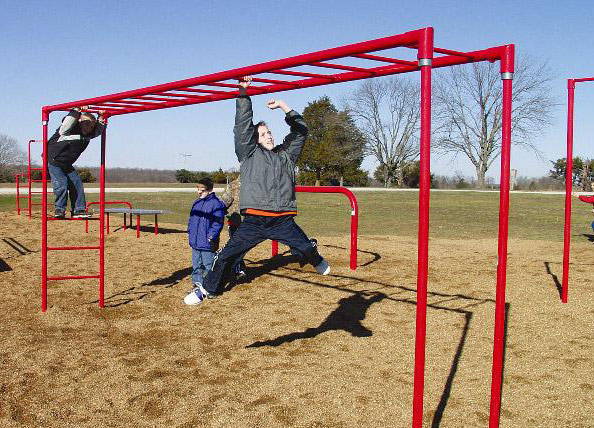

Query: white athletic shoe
[315,259,330,275]
[183,288,205,305]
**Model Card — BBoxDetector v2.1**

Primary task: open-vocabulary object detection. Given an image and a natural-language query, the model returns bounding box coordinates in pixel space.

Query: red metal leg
[136,214,140,238]
[562,80,575,304]
[272,240,279,256]
[154,214,158,235]
[412,28,433,428]
[488,48,514,428]
[99,124,107,308]
[41,112,49,312]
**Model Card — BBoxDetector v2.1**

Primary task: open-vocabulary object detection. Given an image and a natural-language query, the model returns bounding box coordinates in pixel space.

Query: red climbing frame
[40,27,514,428]
[271,186,358,270]
[562,77,594,303]
[14,139,43,217]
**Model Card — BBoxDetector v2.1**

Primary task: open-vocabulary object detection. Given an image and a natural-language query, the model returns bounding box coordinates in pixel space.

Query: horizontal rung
[30,191,44,194]
[48,246,100,251]
[48,275,101,281]
[48,217,97,221]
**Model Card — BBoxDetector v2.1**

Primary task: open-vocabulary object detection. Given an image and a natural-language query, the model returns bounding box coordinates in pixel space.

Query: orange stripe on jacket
[243,209,298,217]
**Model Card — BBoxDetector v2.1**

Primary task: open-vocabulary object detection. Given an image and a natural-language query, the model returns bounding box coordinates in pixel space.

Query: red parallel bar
[48,246,100,251]
[271,69,336,80]
[48,217,97,221]
[250,77,299,87]
[136,215,140,238]
[269,186,358,270]
[177,87,233,95]
[561,79,575,304]
[310,61,376,74]
[433,46,474,58]
[48,275,101,281]
[412,27,433,428]
[489,44,515,428]
[352,53,417,66]
[41,112,49,312]
[575,77,594,83]
[42,28,427,113]
[154,214,158,235]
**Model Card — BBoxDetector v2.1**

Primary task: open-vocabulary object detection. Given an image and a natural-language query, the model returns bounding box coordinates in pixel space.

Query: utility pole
[179,153,192,170]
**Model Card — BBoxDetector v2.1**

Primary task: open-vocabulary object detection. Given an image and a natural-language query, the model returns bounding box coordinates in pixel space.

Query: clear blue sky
[2,0,593,180]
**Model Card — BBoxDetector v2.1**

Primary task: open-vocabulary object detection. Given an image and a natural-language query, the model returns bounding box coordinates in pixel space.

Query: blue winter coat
[187,192,226,251]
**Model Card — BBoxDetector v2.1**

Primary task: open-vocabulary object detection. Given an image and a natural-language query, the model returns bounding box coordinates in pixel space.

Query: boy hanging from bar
[47,106,105,219]
[184,76,330,305]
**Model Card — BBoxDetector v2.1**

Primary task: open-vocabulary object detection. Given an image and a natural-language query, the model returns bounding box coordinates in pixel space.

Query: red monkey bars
[562,77,594,303]
[271,186,359,270]
[41,27,514,428]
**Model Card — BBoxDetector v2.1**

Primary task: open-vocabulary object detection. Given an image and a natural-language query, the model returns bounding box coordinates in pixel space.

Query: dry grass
[0,211,593,427]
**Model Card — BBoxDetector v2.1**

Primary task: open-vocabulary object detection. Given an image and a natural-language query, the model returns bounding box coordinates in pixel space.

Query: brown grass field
[0,207,592,427]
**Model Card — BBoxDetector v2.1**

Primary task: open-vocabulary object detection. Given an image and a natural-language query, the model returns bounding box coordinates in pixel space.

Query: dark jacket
[234,89,308,212]
[48,110,104,171]
[187,192,226,251]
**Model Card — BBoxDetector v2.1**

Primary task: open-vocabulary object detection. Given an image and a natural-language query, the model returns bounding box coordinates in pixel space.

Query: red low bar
[47,246,100,251]
[48,275,101,281]
[270,186,359,271]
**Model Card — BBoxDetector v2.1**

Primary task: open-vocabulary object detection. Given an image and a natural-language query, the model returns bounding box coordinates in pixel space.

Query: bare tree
[345,78,420,187]
[0,134,26,181]
[433,55,556,188]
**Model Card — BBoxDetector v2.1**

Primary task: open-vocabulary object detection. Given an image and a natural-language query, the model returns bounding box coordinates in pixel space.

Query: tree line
[2,55,573,189]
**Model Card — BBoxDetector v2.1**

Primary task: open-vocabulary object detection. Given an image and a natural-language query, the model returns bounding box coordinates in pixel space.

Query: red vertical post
[136,215,140,238]
[98,122,107,308]
[41,111,49,312]
[412,27,433,428]
[561,79,575,304]
[154,214,159,235]
[15,175,21,214]
[349,196,358,271]
[27,140,33,217]
[489,45,514,428]
[271,240,279,257]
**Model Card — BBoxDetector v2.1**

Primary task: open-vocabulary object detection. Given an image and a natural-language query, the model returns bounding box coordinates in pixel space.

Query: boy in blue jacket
[184,177,226,305]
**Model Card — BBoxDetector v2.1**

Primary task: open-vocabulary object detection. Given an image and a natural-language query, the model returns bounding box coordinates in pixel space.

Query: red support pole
[271,240,279,257]
[136,215,140,238]
[488,45,514,428]
[269,186,358,270]
[561,79,575,304]
[412,27,433,428]
[154,214,158,235]
[28,140,34,217]
[15,175,21,214]
[41,111,49,312]
[98,123,107,308]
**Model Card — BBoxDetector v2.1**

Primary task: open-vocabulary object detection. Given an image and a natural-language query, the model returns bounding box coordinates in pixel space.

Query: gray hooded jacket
[234,89,308,212]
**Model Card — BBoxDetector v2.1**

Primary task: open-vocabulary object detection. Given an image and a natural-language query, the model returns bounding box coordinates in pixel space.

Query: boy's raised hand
[266,99,290,113]
[238,76,252,89]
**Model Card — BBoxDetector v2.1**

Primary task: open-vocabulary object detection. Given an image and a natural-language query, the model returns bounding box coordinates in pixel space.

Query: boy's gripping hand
[238,76,252,89]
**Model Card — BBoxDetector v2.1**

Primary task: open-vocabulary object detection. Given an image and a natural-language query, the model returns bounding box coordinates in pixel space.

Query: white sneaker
[183,288,204,305]
[315,259,330,275]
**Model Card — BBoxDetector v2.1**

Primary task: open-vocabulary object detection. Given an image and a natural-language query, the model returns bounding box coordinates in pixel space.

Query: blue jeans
[48,163,86,213]
[191,248,215,285]
[203,215,323,295]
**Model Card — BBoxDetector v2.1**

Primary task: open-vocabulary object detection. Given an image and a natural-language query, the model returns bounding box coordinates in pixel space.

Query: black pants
[203,215,323,295]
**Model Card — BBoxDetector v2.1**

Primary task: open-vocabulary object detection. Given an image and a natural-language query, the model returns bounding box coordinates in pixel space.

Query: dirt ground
[0,211,592,427]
